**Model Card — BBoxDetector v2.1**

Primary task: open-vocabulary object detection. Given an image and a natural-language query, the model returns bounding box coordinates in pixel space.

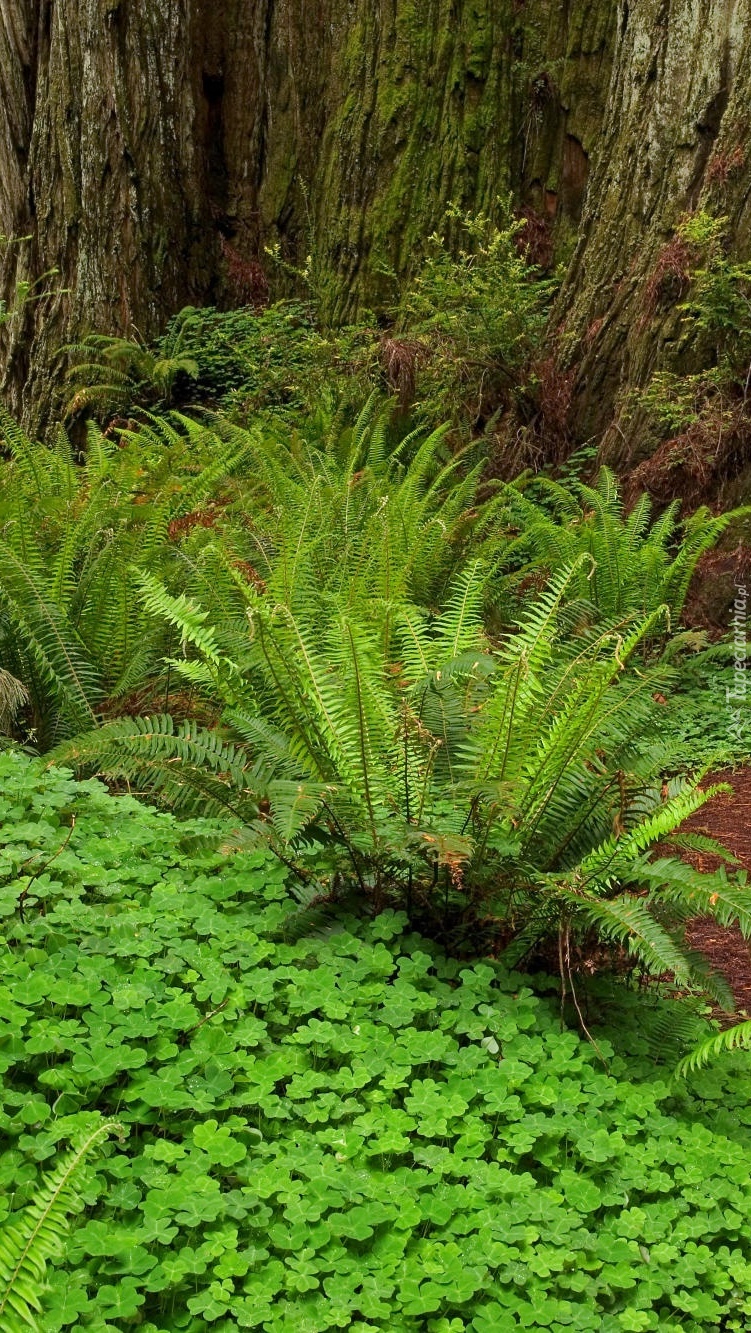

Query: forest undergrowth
[0,205,750,1331]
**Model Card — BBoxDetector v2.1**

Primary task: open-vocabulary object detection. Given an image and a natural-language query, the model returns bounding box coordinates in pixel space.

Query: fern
[56,549,750,1002]
[677,1020,751,1076]
[64,331,199,417]
[0,1118,120,1332]
[0,670,28,732]
[0,409,251,748]
[502,466,750,625]
[22,396,745,999]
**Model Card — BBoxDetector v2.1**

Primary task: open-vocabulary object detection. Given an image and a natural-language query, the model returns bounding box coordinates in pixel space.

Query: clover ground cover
[1,754,751,1331]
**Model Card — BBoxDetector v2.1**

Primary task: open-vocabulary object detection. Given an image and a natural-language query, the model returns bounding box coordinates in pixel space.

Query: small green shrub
[155,302,341,418]
[0,235,61,336]
[676,212,751,361]
[65,209,553,439]
[3,755,751,1331]
[635,367,730,436]
[396,201,554,429]
[196,394,489,609]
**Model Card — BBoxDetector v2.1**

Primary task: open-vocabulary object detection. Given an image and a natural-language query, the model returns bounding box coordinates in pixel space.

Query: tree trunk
[556,0,751,479]
[8,0,751,489]
[0,0,616,427]
[0,0,218,425]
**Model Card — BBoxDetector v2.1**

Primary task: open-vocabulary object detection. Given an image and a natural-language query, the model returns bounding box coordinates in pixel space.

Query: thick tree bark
[0,0,615,426]
[10,0,751,488]
[556,0,751,473]
[0,0,217,424]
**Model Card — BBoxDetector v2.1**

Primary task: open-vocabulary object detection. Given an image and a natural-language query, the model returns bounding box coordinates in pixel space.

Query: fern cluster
[500,465,749,623]
[63,328,200,418]
[2,390,746,1005]
[0,409,251,746]
[215,393,497,608]
[57,542,748,995]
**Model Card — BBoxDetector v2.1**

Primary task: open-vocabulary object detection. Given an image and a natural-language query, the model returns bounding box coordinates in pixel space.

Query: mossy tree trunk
[556,0,751,471]
[0,0,615,426]
[8,0,751,472]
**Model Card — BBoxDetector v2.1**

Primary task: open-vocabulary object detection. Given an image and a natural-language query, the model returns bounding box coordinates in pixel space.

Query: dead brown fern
[379,336,426,410]
[220,237,269,309]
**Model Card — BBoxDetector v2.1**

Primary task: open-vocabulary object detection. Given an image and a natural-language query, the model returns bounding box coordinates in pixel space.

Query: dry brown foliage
[639,233,697,329]
[627,393,751,508]
[706,144,746,188]
[220,237,270,309]
[379,336,426,410]
[515,208,554,270]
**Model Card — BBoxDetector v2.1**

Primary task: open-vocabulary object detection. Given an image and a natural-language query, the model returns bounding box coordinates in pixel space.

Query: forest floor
[680,768,751,1013]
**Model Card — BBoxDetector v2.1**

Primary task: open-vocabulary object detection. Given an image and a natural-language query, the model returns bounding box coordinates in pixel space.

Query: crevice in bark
[202,71,229,231]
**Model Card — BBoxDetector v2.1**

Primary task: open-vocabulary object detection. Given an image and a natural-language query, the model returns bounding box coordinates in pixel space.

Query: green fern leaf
[0,1118,121,1333]
[677,1020,751,1076]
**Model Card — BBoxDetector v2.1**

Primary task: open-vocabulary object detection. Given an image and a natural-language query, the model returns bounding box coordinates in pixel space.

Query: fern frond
[577,782,723,887]
[52,715,260,819]
[642,860,751,936]
[677,1020,751,1076]
[432,560,487,660]
[0,1118,121,1332]
[0,669,28,733]
[134,572,228,668]
[0,540,100,734]
[562,888,698,986]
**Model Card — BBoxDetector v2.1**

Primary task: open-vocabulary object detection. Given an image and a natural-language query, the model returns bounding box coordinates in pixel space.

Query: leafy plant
[500,466,749,624]
[0,408,252,746]
[68,302,382,429]
[158,303,318,407]
[3,754,751,1332]
[56,539,749,995]
[209,393,493,608]
[677,1018,751,1076]
[0,1119,120,1332]
[636,367,731,435]
[63,204,552,441]
[0,236,62,336]
[395,200,554,429]
[676,212,751,361]
[0,390,505,749]
[64,327,201,419]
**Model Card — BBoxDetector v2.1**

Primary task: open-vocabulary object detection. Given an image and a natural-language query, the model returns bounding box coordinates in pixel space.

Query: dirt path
[679,769,751,1013]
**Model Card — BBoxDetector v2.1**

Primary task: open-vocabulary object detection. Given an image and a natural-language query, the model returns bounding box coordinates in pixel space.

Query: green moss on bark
[291,0,616,321]
[0,0,618,421]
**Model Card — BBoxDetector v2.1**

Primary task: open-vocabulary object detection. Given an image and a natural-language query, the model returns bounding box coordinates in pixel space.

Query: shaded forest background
[1,0,751,495]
